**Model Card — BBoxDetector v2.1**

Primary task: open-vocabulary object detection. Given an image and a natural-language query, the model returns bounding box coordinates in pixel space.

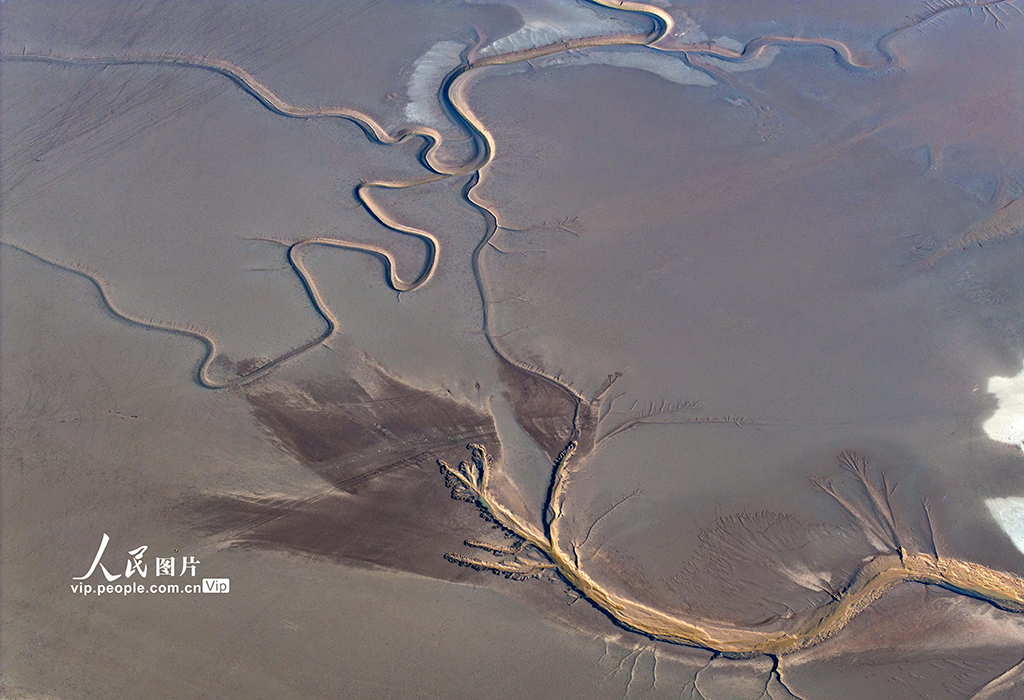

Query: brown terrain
[2,0,1023,698]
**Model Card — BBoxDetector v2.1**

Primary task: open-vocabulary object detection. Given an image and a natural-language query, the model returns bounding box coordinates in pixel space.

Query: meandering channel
[4,1,1023,682]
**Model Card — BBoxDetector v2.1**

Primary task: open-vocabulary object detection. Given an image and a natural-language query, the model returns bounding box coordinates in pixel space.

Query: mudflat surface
[2,1,1023,698]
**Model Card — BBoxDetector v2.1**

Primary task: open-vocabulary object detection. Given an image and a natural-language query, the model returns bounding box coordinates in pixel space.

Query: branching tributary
[4,1,1024,692]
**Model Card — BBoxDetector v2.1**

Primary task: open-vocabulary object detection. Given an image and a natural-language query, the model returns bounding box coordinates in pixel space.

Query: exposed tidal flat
[2,0,1023,697]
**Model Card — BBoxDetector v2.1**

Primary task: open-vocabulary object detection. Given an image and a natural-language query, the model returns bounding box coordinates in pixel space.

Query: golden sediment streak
[442,443,1024,657]
[7,0,1024,665]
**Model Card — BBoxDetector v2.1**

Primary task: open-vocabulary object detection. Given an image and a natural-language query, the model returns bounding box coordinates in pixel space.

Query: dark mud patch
[247,362,497,470]
[194,464,505,582]
[497,358,579,461]
[187,359,513,580]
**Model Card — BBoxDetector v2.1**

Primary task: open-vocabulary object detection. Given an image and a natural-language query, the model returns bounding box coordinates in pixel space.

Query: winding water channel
[3,0,1023,691]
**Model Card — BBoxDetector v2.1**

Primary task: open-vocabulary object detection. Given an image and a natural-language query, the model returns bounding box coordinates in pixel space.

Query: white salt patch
[405,41,465,131]
[983,361,1024,450]
[537,49,717,86]
[700,45,781,72]
[486,24,565,55]
[986,497,1024,556]
[669,9,709,44]
[476,0,638,58]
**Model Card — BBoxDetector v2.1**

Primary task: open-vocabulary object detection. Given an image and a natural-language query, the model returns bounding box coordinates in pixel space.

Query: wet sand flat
[2,0,1024,698]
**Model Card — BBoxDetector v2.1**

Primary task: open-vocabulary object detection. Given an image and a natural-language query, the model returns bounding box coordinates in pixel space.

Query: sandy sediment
[3,3,1023,695]
[0,1,969,397]
[440,432,1024,661]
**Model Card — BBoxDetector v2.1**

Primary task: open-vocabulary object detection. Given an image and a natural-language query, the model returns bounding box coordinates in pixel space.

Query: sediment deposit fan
[4,0,1023,695]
